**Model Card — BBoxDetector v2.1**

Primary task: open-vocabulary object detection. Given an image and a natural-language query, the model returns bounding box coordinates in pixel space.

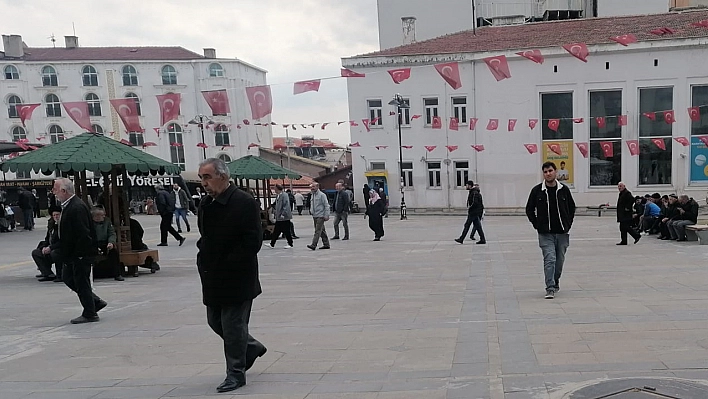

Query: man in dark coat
[196,158,267,393]
[455,180,486,244]
[616,182,641,245]
[155,184,185,247]
[52,178,107,324]
[17,187,35,230]
[31,206,63,281]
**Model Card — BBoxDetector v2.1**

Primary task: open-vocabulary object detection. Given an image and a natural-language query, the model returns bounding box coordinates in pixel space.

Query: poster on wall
[690,137,708,182]
[542,140,574,187]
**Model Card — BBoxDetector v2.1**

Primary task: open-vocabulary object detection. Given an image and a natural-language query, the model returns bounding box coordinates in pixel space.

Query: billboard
[542,140,574,187]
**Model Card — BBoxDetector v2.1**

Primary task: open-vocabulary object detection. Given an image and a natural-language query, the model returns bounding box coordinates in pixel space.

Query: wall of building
[259,148,330,178]
[597,0,668,17]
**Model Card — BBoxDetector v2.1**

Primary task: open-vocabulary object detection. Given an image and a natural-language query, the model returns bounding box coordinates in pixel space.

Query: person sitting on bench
[31,206,63,282]
[92,207,124,281]
[667,195,699,241]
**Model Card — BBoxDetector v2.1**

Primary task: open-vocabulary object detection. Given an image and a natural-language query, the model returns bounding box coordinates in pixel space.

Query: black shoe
[634,235,641,244]
[544,290,555,299]
[70,315,100,324]
[307,245,316,250]
[319,246,331,250]
[35,273,43,278]
[177,229,183,233]
[114,275,124,281]
[179,237,186,246]
[157,243,168,247]
[186,225,191,233]
[616,242,627,245]
[342,237,349,241]
[54,278,63,283]
[95,300,108,313]
[246,346,267,371]
[454,238,463,244]
[657,235,665,239]
[661,236,671,240]
[216,378,245,393]
[292,236,300,239]
[470,236,476,241]
[373,237,380,241]
[38,275,56,282]
[677,238,687,242]
[476,240,486,245]
[332,236,340,240]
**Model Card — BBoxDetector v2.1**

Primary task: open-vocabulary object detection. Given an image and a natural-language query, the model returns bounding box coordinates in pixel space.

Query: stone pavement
[1,213,707,398]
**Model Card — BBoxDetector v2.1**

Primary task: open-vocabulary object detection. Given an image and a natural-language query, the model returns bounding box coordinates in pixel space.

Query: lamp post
[188,114,214,160]
[388,94,409,220]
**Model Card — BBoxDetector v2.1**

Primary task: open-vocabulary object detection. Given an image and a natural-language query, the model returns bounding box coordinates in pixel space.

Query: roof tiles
[2,46,204,61]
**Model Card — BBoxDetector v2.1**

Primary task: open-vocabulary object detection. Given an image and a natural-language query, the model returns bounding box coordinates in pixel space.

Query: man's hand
[106,243,114,251]
[41,247,50,255]
[679,208,685,214]
[662,218,669,223]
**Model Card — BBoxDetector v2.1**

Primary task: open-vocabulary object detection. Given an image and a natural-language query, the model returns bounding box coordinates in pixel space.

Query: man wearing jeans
[525,162,576,299]
[332,183,350,240]
[172,183,191,233]
[307,183,330,250]
[455,180,485,245]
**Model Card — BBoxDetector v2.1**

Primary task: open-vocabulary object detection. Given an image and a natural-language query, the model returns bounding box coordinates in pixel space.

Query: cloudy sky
[1,0,380,146]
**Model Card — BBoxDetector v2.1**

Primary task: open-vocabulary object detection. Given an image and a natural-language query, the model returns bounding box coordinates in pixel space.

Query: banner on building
[690,137,708,182]
[542,140,574,187]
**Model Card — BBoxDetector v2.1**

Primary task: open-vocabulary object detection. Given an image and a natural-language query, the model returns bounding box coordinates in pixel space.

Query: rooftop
[1,46,205,62]
[354,9,708,59]
[272,137,340,149]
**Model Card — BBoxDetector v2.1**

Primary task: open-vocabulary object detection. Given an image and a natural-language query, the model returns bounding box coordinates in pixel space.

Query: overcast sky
[1,0,380,146]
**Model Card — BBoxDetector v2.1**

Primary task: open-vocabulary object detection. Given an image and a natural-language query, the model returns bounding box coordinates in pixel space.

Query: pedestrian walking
[267,184,294,249]
[196,158,267,393]
[32,189,41,218]
[17,187,34,230]
[366,190,385,240]
[294,191,305,215]
[172,183,191,233]
[307,183,330,250]
[155,184,185,247]
[455,180,486,244]
[616,182,641,245]
[525,162,576,299]
[332,182,351,240]
[52,178,107,324]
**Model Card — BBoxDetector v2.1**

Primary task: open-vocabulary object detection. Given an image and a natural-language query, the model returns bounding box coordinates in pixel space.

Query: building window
[4,65,19,80]
[541,92,573,140]
[7,95,21,118]
[41,66,58,86]
[217,153,231,162]
[125,93,142,116]
[454,161,470,188]
[49,125,64,143]
[122,65,138,86]
[589,90,622,186]
[45,94,61,117]
[452,97,467,124]
[400,161,413,187]
[11,126,26,141]
[209,63,224,77]
[424,98,439,125]
[85,93,102,116]
[92,124,104,134]
[691,85,708,136]
[215,124,230,146]
[129,132,145,146]
[16,170,31,179]
[370,162,386,170]
[639,87,673,185]
[427,162,441,188]
[168,123,185,170]
[82,65,98,86]
[367,100,383,127]
[161,65,177,85]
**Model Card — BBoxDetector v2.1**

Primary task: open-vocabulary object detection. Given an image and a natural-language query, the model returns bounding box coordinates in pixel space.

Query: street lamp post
[188,114,214,160]
[388,94,409,220]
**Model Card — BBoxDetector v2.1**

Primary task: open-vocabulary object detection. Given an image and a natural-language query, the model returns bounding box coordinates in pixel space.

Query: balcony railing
[475,0,584,19]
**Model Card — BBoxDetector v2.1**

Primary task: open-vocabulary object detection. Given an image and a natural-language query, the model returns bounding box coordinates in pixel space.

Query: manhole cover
[566,378,708,399]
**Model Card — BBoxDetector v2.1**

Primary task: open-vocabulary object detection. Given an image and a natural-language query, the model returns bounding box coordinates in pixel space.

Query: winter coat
[155,189,175,215]
[525,181,576,234]
[274,192,293,221]
[310,190,330,218]
[616,189,635,222]
[467,187,484,217]
[334,189,351,214]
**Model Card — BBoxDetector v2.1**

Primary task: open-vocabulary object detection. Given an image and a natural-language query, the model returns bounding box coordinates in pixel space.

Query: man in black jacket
[332,182,351,240]
[155,184,185,247]
[455,180,485,244]
[616,182,641,245]
[667,195,699,241]
[53,178,107,324]
[17,187,35,230]
[197,158,267,393]
[525,162,576,299]
[31,206,63,281]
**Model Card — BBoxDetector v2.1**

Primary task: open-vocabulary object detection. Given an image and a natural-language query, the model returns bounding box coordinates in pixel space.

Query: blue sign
[690,137,708,182]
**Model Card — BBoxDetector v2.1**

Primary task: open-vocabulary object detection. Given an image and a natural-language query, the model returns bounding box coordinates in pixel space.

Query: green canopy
[0,133,182,175]
[227,155,302,180]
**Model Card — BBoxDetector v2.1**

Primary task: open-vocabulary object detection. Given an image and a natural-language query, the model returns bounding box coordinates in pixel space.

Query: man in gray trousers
[332,182,351,240]
[307,182,330,250]
[267,184,294,249]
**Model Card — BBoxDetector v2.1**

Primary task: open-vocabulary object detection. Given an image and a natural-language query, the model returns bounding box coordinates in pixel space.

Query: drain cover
[567,378,708,399]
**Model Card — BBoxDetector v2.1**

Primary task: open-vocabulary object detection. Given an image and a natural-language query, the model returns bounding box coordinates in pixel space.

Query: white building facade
[1,35,271,179]
[345,10,708,210]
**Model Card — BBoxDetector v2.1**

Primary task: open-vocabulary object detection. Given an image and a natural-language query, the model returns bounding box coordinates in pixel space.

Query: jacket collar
[209,184,236,206]
[541,180,563,191]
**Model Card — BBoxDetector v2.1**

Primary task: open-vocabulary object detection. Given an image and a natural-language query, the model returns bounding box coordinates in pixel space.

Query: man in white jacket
[307,183,330,250]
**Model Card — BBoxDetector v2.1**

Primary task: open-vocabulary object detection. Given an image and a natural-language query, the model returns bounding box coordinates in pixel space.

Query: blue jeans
[459,212,485,242]
[174,208,189,231]
[538,233,569,292]
[23,207,34,229]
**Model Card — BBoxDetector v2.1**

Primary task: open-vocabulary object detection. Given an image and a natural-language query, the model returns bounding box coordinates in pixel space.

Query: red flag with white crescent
[471,145,485,152]
[434,62,462,90]
[562,43,589,62]
[202,89,231,115]
[362,119,371,132]
[595,117,606,128]
[691,20,708,28]
[698,136,708,147]
[674,137,689,146]
[16,104,41,127]
[62,102,94,132]
[611,34,638,46]
[548,119,560,132]
[341,68,365,78]
[547,143,562,155]
[642,112,656,121]
[486,119,499,131]
[650,27,676,36]
[524,144,538,154]
[197,142,209,149]
[469,118,478,130]
[401,145,413,149]
[247,143,260,149]
[424,145,437,152]
[293,79,321,95]
[449,118,459,131]
[321,123,329,130]
[618,115,628,126]
[600,141,614,157]
[483,55,511,81]
[446,145,458,152]
[528,119,538,129]
[688,107,701,121]
[627,140,640,156]
[575,142,589,158]
[375,145,388,150]
[152,127,161,137]
[349,142,361,147]
[663,110,675,124]
[432,116,442,129]
[388,68,411,84]
[156,93,181,126]
[515,49,544,64]
[508,119,517,131]
[119,139,133,146]
[411,114,422,120]
[110,98,143,132]
[651,138,666,150]
[573,118,584,124]
[245,86,272,119]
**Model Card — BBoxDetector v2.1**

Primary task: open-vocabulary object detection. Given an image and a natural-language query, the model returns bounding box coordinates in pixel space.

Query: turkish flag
[547,143,562,155]
[349,142,361,147]
[401,145,413,149]
[170,142,183,147]
[424,145,437,152]
[663,110,675,124]
[446,145,459,152]
[650,27,676,35]
[349,120,358,127]
[375,146,388,150]
[674,137,689,146]
[627,140,640,156]
[293,79,321,95]
[486,119,499,130]
[197,142,209,149]
[688,107,701,121]
[562,43,589,62]
[142,142,157,147]
[600,141,614,157]
[573,118,584,124]
[471,145,485,152]
[651,138,666,150]
[434,62,462,90]
[618,115,628,126]
[698,136,708,147]
[152,127,161,137]
[469,118,478,130]
[548,119,560,132]
[62,102,94,132]
[119,139,133,146]
[508,119,517,131]
[156,93,181,126]
[202,90,231,116]
[642,112,656,121]
[341,68,365,78]
[388,68,411,84]
[575,142,589,158]
[483,55,511,81]
[515,49,544,64]
[432,116,442,129]
[595,117,606,128]
[321,123,329,130]
[247,143,260,149]
[371,117,380,125]
[528,119,538,129]
[110,98,143,132]
[524,144,538,154]
[242,119,250,125]
[362,119,371,132]
[691,20,708,28]
[611,34,638,46]
[16,104,41,127]
[245,86,272,119]
[411,115,422,120]
[449,118,459,131]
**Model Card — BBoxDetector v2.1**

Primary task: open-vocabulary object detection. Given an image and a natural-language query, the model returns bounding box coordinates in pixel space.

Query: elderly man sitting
[31,206,63,282]
[92,206,124,281]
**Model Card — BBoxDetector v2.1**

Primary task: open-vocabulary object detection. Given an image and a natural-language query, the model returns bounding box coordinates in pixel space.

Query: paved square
[1,213,708,398]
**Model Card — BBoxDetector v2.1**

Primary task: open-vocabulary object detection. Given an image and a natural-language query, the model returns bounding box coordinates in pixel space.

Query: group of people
[0,187,39,232]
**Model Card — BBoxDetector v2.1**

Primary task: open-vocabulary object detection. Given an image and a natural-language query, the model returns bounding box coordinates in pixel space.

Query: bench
[587,205,617,217]
[685,224,708,244]
[120,249,160,277]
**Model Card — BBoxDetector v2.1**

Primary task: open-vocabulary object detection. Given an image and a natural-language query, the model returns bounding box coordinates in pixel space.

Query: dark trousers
[34,206,40,218]
[206,300,265,384]
[96,243,122,278]
[63,258,102,318]
[297,206,303,215]
[619,220,640,243]
[459,212,485,242]
[31,248,61,277]
[270,220,293,246]
[160,212,182,244]
[22,208,33,230]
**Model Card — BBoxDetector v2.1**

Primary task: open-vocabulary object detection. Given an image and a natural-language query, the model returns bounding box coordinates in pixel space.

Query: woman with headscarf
[366,190,385,241]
